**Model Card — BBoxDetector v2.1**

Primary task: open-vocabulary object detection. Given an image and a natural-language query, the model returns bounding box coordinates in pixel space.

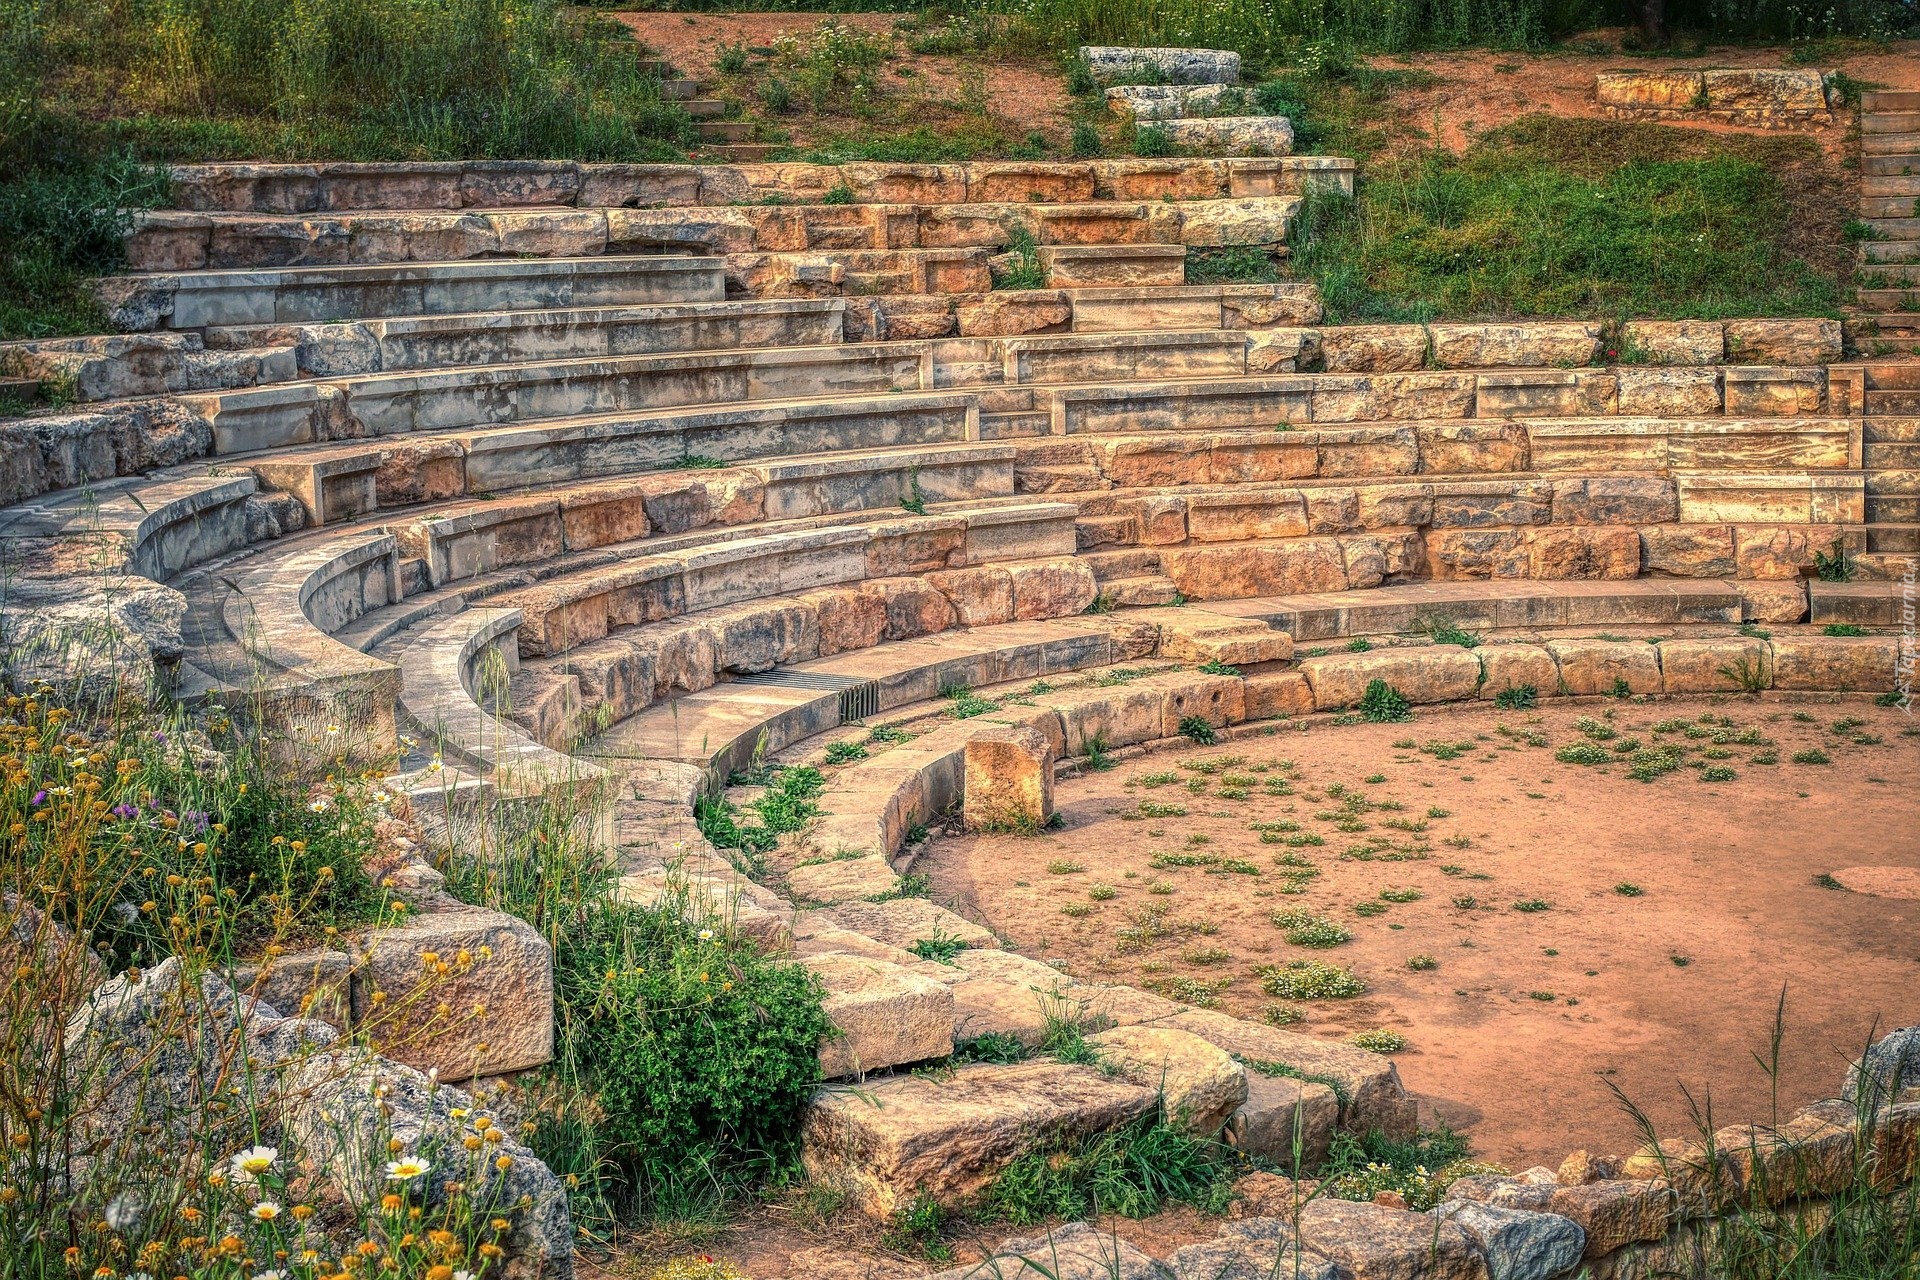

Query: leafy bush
[1357,679,1412,723]
[1350,1029,1408,1053]
[1178,715,1218,744]
[1257,958,1365,999]
[1320,1126,1500,1210]
[1272,909,1351,948]
[1555,741,1610,765]
[982,1116,1232,1225]
[554,895,832,1206]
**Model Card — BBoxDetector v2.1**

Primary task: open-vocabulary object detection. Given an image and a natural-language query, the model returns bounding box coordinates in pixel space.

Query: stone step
[1863,132,1920,155]
[660,78,699,101]
[1857,550,1920,577]
[1860,315,1920,342]
[1865,441,1920,468]
[1863,176,1920,197]
[1856,288,1920,311]
[1862,216,1920,240]
[1866,416,1920,441]
[1865,523,1920,552]
[696,120,753,144]
[0,334,298,403]
[1869,495,1920,521]
[98,254,727,331]
[1041,243,1190,288]
[1102,573,1183,606]
[1858,262,1920,285]
[1861,197,1920,220]
[701,143,779,162]
[0,376,40,405]
[126,195,1303,272]
[1809,580,1907,626]
[1864,90,1920,112]
[160,157,1356,214]
[1866,387,1920,413]
[1864,111,1920,134]
[684,98,725,119]
[1861,240,1920,262]
[1081,547,1164,580]
[1868,464,1920,494]
[1863,153,1920,177]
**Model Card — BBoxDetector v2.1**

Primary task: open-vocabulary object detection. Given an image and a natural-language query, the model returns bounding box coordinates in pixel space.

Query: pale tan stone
[1320,325,1428,373]
[1617,367,1722,416]
[927,566,1015,627]
[1301,648,1484,710]
[1640,525,1736,578]
[1623,320,1723,365]
[1429,321,1601,369]
[1547,1179,1675,1257]
[964,724,1055,833]
[1294,1200,1490,1280]
[1596,70,1705,109]
[1772,636,1897,691]
[1476,643,1558,700]
[1159,538,1348,600]
[1088,1025,1248,1136]
[954,290,1071,337]
[789,853,898,903]
[807,953,954,1079]
[1733,579,1808,623]
[1548,639,1662,696]
[1525,526,1641,579]
[1724,319,1843,365]
[1658,638,1770,693]
[1735,525,1844,579]
[1007,558,1097,619]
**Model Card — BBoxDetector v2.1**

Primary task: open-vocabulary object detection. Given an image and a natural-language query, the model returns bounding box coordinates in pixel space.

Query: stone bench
[0,331,298,403]
[124,195,1306,272]
[97,254,726,332]
[161,156,1354,214]
[0,472,260,582]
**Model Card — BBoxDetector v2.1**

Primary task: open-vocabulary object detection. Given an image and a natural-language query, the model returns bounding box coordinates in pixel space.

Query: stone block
[1640,524,1736,578]
[1623,320,1724,365]
[1171,1220,1339,1280]
[1321,325,1428,373]
[352,906,553,1080]
[1225,1070,1339,1170]
[1434,1201,1587,1280]
[964,724,1055,833]
[1429,321,1601,368]
[788,853,899,903]
[1159,538,1348,600]
[1546,1180,1674,1257]
[927,566,1016,627]
[1243,669,1315,720]
[1617,367,1722,416]
[935,1221,1171,1280]
[1596,70,1706,109]
[1701,68,1828,113]
[828,900,999,952]
[1732,579,1807,623]
[1089,1025,1248,1136]
[1525,526,1641,579]
[1157,1008,1414,1138]
[1656,637,1770,694]
[1008,558,1098,620]
[805,953,954,1079]
[1547,638,1662,696]
[1476,644,1558,701]
[1081,45,1241,85]
[1159,116,1296,157]
[1301,648,1485,710]
[1724,319,1843,365]
[800,1061,1158,1216]
[1293,1200,1489,1280]
[1771,635,1897,691]
[1553,476,1678,525]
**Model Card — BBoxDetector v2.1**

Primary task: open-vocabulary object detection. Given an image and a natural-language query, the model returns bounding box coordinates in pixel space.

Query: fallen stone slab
[788,852,899,903]
[801,1060,1157,1217]
[823,898,999,951]
[930,1221,1173,1280]
[1434,1201,1586,1280]
[1172,1218,1338,1280]
[803,952,954,1079]
[1226,1068,1339,1170]
[1082,45,1242,86]
[1293,1200,1487,1280]
[1155,116,1295,157]
[1089,1024,1248,1136]
[1105,83,1246,121]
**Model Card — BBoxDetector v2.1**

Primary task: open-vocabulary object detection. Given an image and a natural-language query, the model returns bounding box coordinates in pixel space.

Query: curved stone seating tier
[97,254,727,332]
[158,157,1356,215]
[0,471,259,583]
[124,194,1308,273]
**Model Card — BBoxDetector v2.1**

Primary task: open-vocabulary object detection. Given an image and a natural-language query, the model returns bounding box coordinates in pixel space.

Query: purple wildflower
[31,790,47,806]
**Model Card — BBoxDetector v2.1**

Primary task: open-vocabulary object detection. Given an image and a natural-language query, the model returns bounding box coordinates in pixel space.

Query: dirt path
[922,697,1920,1169]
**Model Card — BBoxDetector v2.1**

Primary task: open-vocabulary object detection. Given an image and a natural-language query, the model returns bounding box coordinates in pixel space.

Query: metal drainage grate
[730,670,881,723]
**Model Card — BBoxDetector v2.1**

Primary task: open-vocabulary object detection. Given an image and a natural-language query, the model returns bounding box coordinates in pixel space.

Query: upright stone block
[963,724,1055,833]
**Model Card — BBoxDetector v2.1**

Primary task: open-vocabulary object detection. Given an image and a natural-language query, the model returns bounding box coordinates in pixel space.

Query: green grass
[1286,115,1849,324]
[982,1115,1233,1225]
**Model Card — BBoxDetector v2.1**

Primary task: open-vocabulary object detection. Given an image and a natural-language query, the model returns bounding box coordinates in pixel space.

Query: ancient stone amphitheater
[2,81,1917,1280]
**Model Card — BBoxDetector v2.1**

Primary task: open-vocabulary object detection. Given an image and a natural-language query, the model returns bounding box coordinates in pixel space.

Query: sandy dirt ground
[612,14,1920,158]
[921,696,1920,1170]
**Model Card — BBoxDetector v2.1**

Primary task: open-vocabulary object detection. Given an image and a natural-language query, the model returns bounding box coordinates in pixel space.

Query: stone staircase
[1856,89,1920,343]
[1859,361,1920,555]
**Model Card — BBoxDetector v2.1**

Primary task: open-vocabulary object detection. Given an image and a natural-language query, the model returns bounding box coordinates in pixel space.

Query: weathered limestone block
[1434,1201,1587,1280]
[1735,525,1843,579]
[1596,70,1706,109]
[1656,637,1770,694]
[1724,319,1843,365]
[1248,327,1314,373]
[1702,68,1829,113]
[1293,1200,1488,1280]
[1477,644,1558,700]
[1547,638,1662,695]
[1313,373,1475,422]
[1724,367,1825,417]
[1223,282,1324,327]
[1733,579,1808,623]
[800,585,889,656]
[231,946,355,1030]
[1623,320,1724,365]
[805,953,955,1079]
[1159,116,1296,157]
[1157,671,1247,736]
[1640,525,1736,578]
[964,724,1055,833]
[870,576,960,639]
[1525,526,1642,579]
[1547,1180,1675,1257]
[1156,1009,1413,1137]
[800,1061,1158,1216]
[1302,648,1485,710]
[1425,529,1529,579]
[788,853,899,903]
[1159,538,1347,600]
[955,290,1072,337]
[1321,325,1428,373]
[1178,196,1299,247]
[1553,476,1678,525]
[1081,45,1242,85]
[1244,669,1315,719]
[1153,609,1295,665]
[1088,1025,1247,1136]
[1008,558,1098,619]
[1771,635,1896,691]
[1341,532,1425,588]
[1429,321,1601,369]
[352,905,553,1080]
[1418,421,1531,474]
[1225,1071,1340,1169]
[1446,1169,1562,1213]
[927,566,1016,627]
[1617,367,1722,416]
[1104,83,1243,120]
[933,1221,1170,1280]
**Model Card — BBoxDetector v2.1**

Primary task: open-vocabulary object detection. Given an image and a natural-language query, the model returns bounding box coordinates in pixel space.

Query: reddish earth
[921,696,1920,1170]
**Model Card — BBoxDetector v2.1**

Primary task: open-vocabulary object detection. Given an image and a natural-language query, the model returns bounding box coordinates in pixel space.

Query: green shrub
[1178,715,1218,744]
[1320,1126,1498,1210]
[554,895,832,1205]
[1357,679,1413,723]
[983,1116,1232,1225]
[824,739,869,764]
[1555,742,1610,765]
[1272,909,1351,948]
[1350,1029,1408,1053]
[1258,958,1364,999]
[1823,623,1867,637]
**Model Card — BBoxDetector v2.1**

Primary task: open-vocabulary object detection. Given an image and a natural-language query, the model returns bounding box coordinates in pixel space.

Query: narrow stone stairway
[1857,89,1920,344]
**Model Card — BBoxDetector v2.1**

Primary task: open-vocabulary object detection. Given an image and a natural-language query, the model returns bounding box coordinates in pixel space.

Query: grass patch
[1257,958,1365,999]
[982,1115,1233,1225]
